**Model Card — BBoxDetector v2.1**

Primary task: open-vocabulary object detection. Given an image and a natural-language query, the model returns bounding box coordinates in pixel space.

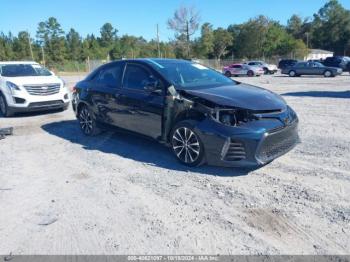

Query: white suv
[0,61,70,117]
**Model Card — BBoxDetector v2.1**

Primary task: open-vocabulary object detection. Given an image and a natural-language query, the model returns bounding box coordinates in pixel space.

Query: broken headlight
[213,109,237,126]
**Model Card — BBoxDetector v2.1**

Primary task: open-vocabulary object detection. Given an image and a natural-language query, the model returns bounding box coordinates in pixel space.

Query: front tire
[0,93,14,117]
[170,121,205,167]
[247,70,254,77]
[78,105,101,136]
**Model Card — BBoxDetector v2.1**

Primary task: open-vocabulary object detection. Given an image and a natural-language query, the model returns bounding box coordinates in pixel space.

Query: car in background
[278,59,298,70]
[245,61,278,74]
[307,59,323,63]
[222,64,264,77]
[322,56,350,73]
[73,59,299,167]
[0,61,70,117]
[281,61,342,77]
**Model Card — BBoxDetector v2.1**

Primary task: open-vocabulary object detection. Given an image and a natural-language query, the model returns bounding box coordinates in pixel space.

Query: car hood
[180,83,287,111]
[2,76,63,86]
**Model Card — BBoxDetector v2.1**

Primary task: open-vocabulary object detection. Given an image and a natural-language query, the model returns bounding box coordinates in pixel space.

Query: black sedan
[281,61,342,77]
[72,59,299,167]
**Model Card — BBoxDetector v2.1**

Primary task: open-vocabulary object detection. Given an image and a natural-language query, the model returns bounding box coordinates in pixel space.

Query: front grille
[28,100,64,108]
[224,140,246,161]
[256,122,299,163]
[24,84,60,96]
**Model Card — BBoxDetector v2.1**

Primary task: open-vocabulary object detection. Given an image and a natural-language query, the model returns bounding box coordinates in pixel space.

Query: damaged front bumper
[193,114,299,167]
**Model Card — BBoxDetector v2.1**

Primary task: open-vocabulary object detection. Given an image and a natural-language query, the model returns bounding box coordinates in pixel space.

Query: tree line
[0,0,349,69]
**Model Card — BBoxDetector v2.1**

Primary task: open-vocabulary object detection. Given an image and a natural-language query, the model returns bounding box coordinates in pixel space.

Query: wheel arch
[167,109,206,143]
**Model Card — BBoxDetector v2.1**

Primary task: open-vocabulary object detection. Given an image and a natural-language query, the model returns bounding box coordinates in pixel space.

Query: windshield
[150,60,235,89]
[0,64,52,77]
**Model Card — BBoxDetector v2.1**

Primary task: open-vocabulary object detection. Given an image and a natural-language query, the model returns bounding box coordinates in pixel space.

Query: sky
[0,0,349,41]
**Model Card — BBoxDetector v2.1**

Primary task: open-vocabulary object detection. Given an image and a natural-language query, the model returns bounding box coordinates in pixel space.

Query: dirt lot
[0,74,349,255]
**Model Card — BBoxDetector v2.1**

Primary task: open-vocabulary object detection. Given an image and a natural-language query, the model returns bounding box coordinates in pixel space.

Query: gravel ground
[0,73,349,255]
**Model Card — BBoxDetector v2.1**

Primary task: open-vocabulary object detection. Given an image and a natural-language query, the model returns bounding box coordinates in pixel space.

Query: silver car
[223,64,265,77]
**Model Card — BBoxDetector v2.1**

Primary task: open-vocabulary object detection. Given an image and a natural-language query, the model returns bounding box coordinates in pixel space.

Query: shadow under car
[41,120,260,177]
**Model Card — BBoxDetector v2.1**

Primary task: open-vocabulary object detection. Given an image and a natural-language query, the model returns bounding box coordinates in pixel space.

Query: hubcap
[0,96,6,114]
[325,71,331,77]
[290,71,295,76]
[172,127,200,164]
[79,108,93,134]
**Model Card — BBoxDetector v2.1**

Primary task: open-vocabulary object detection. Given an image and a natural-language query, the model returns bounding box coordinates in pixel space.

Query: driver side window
[123,64,161,91]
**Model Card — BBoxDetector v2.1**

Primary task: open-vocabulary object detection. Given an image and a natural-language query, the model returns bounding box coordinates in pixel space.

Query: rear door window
[95,63,124,88]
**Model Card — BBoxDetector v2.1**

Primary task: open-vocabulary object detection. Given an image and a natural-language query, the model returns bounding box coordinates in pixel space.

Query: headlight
[213,110,237,126]
[6,81,20,94]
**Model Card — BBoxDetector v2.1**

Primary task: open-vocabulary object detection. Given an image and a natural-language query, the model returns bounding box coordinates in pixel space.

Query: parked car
[322,56,350,72]
[245,61,278,74]
[278,59,298,70]
[72,59,299,167]
[222,64,264,77]
[0,61,70,117]
[281,61,342,77]
[307,59,323,63]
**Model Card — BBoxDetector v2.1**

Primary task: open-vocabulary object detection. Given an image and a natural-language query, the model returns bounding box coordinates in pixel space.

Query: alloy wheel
[79,107,93,135]
[172,127,200,164]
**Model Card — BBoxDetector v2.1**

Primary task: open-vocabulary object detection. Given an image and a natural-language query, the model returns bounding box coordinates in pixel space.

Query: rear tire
[289,70,296,77]
[78,105,101,136]
[324,70,332,77]
[170,120,205,167]
[0,93,14,117]
[224,71,232,77]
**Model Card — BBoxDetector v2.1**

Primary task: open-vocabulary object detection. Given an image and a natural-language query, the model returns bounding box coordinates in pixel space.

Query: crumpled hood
[2,76,63,86]
[180,83,287,111]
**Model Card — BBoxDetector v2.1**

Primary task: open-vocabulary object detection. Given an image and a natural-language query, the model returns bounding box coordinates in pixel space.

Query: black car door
[88,62,125,125]
[115,62,165,139]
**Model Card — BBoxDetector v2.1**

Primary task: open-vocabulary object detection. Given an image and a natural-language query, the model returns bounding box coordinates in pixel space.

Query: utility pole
[41,46,45,66]
[27,31,34,61]
[156,24,161,58]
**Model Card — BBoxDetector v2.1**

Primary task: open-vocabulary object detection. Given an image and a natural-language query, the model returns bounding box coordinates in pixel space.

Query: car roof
[0,61,38,65]
[102,58,193,68]
[113,58,190,64]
